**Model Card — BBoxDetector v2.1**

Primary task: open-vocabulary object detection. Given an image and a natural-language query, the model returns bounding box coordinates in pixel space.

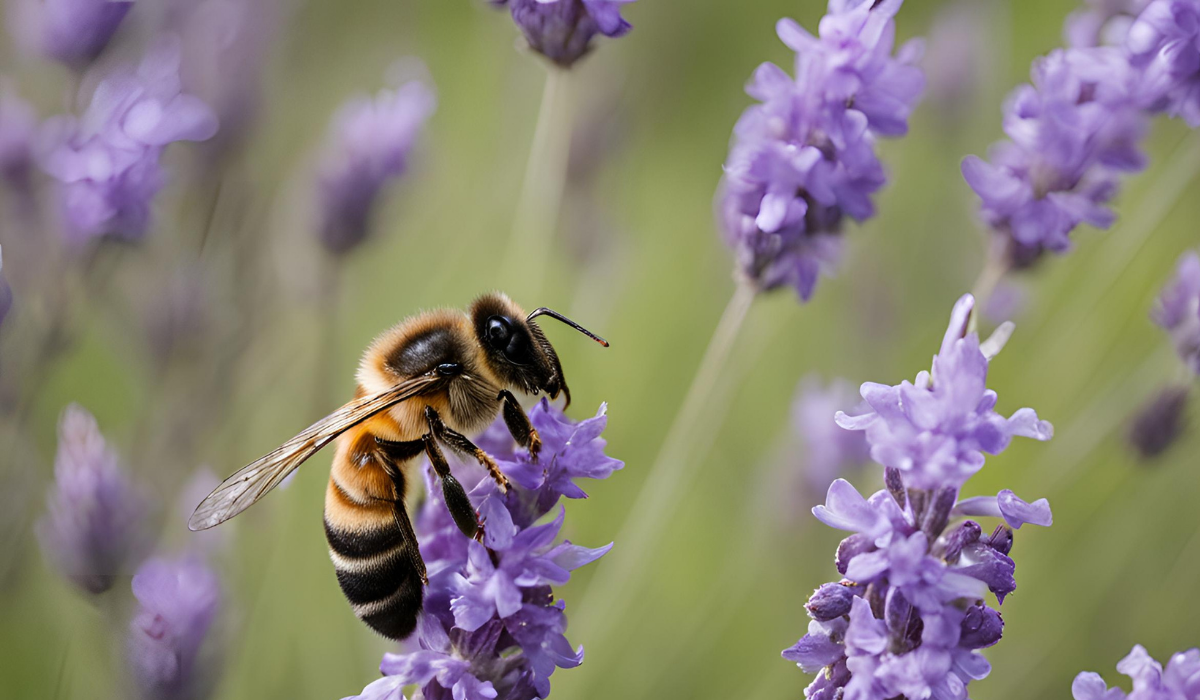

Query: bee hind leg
[424,406,510,493]
[498,390,542,463]
[422,433,483,541]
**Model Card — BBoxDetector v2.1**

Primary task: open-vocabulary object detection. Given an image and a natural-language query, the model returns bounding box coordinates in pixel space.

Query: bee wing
[188,373,446,531]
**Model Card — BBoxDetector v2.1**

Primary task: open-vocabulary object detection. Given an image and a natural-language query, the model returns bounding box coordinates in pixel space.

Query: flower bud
[806,583,855,622]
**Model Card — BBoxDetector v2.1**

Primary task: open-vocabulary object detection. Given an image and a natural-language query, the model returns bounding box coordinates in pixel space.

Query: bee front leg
[424,406,509,493]
[498,390,542,462]
[422,434,483,541]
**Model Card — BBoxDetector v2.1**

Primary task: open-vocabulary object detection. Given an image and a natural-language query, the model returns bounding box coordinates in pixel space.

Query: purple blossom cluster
[345,400,622,700]
[1073,645,1200,700]
[316,71,436,255]
[489,0,636,68]
[963,0,1200,265]
[783,294,1054,700]
[37,37,219,244]
[719,0,925,301]
[36,404,150,594]
[128,556,222,700]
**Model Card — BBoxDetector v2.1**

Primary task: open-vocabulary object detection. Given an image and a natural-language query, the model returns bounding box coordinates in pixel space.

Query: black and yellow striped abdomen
[323,426,427,640]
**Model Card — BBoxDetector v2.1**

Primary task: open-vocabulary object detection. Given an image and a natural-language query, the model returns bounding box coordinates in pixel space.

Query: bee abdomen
[324,517,424,640]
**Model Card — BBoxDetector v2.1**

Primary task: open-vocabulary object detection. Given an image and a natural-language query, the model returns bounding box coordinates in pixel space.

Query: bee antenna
[526,308,610,348]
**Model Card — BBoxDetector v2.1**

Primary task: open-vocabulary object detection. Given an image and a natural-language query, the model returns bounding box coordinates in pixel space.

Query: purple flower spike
[491,0,637,68]
[837,294,1053,490]
[316,67,435,255]
[1072,644,1200,700]
[363,402,619,700]
[1126,0,1200,125]
[128,556,221,700]
[38,37,219,244]
[963,43,1148,264]
[718,0,924,300]
[786,292,1053,699]
[37,404,150,594]
[1153,250,1200,373]
[7,0,133,67]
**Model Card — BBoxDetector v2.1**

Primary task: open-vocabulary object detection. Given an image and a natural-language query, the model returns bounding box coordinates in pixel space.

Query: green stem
[572,280,757,649]
[502,67,573,300]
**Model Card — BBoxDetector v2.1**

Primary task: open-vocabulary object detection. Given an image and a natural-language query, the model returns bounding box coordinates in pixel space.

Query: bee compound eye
[486,316,512,349]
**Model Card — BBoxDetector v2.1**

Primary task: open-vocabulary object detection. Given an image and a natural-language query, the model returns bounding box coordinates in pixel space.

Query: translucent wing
[188,373,446,531]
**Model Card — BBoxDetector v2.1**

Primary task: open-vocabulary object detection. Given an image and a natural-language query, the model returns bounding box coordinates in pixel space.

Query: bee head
[470,292,608,407]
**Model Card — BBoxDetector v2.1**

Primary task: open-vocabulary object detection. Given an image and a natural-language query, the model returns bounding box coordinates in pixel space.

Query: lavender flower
[783,294,1053,700]
[718,0,925,300]
[489,0,636,68]
[1127,385,1190,458]
[355,400,621,700]
[1125,0,1200,125]
[168,0,280,154]
[0,80,36,191]
[37,37,219,244]
[835,294,1053,490]
[315,69,435,255]
[1072,645,1200,700]
[1153,249,1200,373]
[962,44,1148,264]
[128,556,221,700]
[6,0,133,67]
[792,375,870,499]
[37,404,150,594]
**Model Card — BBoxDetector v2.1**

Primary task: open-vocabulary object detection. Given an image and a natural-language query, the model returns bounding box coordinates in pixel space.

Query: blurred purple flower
[836,294,1053,490]
[316,68,435,255]
[1126,0,1200,125]
[371,401,620,700]
[37,37,219,244]
[1127,384,1190,459]
[792,375,870,498]
[6,0,133,67]
[37,403,150,594]
[924,1,993,124]
[1065,0,1152,48]
[490,0,636,68]
[962,46,1148,264]
[342,676,407,700]
[785,293,1054,699]
[1153,249,1200,373]
[1072,644,1200,700]
[168,0,280,154]
[0,80,36,191]
[719,0,925,300]
[128,556,221,700]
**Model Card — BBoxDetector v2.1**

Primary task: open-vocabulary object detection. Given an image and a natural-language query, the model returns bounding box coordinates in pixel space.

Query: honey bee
[188,292,608,639]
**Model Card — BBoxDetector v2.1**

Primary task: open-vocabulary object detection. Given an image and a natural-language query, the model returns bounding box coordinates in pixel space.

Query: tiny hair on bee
[189,292,607,640]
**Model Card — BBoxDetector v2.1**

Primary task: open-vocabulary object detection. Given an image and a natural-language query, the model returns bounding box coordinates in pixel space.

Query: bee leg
[424,406,510,493]
[497,390,542,463]
[422,433,482,540]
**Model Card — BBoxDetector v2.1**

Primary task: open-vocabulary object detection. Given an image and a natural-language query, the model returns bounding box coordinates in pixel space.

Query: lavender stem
[503,66,573,299]
[573,279,757,647]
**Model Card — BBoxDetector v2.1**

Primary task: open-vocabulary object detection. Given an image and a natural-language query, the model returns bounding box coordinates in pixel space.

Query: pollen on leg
[476,450,509,493]
[528,429,543,463]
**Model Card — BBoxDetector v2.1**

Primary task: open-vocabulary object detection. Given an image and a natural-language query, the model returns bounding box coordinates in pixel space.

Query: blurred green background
[2,0,1199,698]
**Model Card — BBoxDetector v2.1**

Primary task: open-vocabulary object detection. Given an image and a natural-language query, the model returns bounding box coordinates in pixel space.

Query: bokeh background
[2,0,1199,699]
